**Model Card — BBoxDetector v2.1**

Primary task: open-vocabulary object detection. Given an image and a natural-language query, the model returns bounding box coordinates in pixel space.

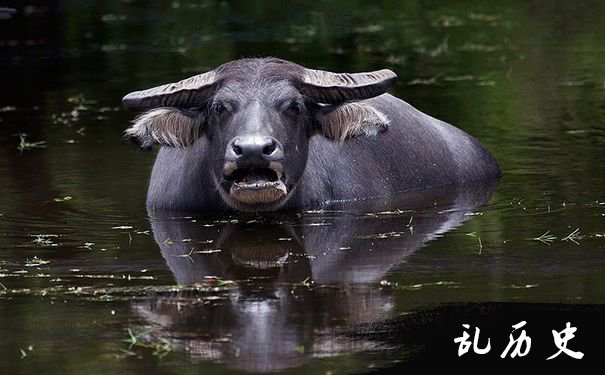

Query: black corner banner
[348,302,604,372]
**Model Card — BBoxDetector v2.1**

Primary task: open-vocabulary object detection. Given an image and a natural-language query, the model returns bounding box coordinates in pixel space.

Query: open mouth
[224,167,287,205]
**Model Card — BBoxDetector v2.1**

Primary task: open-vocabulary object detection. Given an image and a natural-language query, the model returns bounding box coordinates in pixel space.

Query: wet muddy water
[1,1,604,373]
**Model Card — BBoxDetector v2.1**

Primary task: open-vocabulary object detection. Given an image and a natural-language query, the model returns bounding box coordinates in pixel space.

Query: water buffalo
[123,58,500,211]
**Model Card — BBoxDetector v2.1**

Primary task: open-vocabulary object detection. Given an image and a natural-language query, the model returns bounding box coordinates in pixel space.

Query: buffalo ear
[315,102,390,142]
[124,108,205,149]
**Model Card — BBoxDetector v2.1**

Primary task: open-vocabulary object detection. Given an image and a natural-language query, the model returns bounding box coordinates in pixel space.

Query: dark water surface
[1,1,604,373]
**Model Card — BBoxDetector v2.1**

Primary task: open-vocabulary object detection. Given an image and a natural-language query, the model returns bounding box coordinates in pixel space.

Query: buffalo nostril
[233,143,243,156]
[263,141,277,155]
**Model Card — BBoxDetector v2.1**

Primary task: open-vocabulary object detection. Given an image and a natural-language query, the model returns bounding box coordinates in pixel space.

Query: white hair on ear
[316,102,390,142]
[125,108,204,148]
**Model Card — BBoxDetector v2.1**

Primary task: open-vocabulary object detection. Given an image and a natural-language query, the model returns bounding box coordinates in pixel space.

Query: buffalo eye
[285,100,302,116]
[211,101,232,116]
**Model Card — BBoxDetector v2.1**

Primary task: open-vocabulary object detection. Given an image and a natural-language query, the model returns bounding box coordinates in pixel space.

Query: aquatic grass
[561,228,581,245]
[24,256,50,267]
[17,133,46,151]
[466,232,483,254]
[118,349,137,358]
[173,248,195,263]
[202,276,235,286]
[1,282,235,299]
[29,234,59,247]
[124,328,142,346]
[78,242,95,250]
[531,231,557,245]
[123,328,171,359]
[360,231,406,239]
[18,346,33,359]
[531,229,581,245]
[300,277,311,287]
[291,277,312,291]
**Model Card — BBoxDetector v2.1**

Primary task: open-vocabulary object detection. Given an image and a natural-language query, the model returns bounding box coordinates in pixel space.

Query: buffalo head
[123,58,396,211]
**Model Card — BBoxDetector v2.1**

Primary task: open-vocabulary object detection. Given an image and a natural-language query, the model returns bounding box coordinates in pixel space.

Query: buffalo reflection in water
[131,181,497,372]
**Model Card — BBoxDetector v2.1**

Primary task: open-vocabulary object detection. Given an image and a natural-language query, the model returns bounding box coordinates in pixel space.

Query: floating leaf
[53,196,72,202]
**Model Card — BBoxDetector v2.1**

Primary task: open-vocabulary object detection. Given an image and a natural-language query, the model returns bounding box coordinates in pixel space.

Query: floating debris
[29,234,59,247]
[366,209,407,216]
[466,232,483,253]
[193,249,221,254]
[24,256,50,267]
[504,284,539,289]
[359,231,406,239]
[17,133,46,151]
[297,277,312,288]
[394,281,461,290]
[79,242,95,250]
[531,231,557,245]
[202,276,234,286]
[112,225,133,230]
[122,328,171,359]
[53,196,72,202]
[561,228,581,245]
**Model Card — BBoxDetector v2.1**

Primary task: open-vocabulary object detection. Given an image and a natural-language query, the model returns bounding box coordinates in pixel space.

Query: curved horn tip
[300,66,399,104]
[369,69,398,85]
[377,69,398,86]
[383,69,397,80]
[122,92,140,110]
[122,93,134,109]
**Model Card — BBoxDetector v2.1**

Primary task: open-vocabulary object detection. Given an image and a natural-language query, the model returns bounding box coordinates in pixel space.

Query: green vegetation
[562,228,581,245]
[122,328,171,359]
[532,231,557,245]
[465,232,483,253]
[17,133,46,151]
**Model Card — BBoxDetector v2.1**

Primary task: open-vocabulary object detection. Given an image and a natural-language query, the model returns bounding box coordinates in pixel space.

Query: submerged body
[124,58,500,212]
